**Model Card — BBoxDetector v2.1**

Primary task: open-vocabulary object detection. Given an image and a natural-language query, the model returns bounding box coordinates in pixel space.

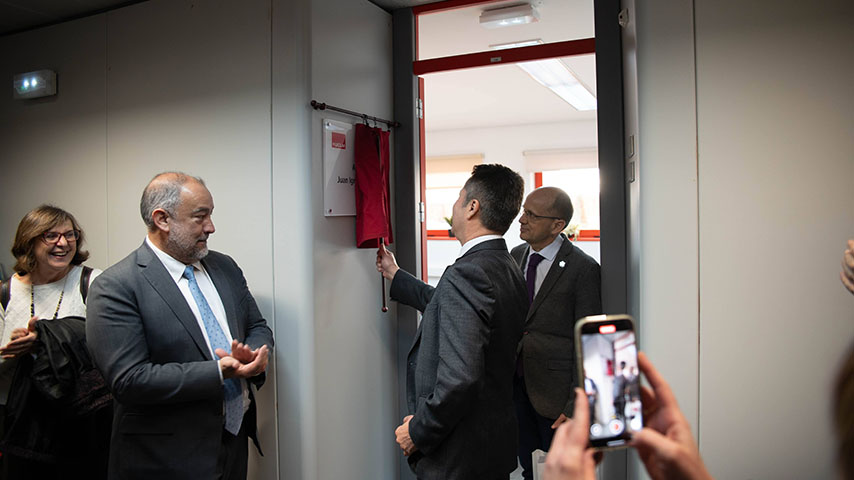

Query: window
[425,154,483,238]
[541,168,600,232]
[525,148,600,239]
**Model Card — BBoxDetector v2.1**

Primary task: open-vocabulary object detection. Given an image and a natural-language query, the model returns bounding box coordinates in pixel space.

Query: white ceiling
[417,0,597,131]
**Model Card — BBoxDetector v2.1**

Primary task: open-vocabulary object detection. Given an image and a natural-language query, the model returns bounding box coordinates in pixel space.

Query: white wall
[0,1,397,479]
[634,0,854,478]
[309,1,398,479]
[694,0,854,477]
[632,0,701,450]
[272,0,315,478]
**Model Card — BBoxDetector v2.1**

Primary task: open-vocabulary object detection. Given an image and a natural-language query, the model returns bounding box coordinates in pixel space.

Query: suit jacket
[511,235,601,419]
[390,239,527,480]
[86,243,274,480]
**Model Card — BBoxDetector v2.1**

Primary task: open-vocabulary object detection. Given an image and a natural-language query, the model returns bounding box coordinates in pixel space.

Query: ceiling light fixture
[517,59,597,111]
[479,4,539,29]
[489,39,544,50]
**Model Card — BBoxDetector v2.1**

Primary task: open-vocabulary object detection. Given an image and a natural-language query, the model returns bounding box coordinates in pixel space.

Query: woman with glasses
[0,205,110,479]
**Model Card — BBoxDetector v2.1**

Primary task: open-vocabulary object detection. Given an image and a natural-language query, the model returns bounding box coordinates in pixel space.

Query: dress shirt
[458,234,502,258]
[145,236,250,412]
[523,235,564,299]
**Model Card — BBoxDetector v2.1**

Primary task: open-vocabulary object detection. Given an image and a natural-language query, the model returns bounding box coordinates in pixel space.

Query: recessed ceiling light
[518,59,597,111]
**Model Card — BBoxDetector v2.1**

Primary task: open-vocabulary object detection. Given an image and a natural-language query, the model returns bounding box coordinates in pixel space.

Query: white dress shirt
[459,234,502,258]
[145,236,250,412]
[523,235,565,298]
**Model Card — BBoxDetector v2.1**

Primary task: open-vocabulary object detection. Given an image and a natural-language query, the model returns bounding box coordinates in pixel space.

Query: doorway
[415,0,601,286]
[390,0,629,477]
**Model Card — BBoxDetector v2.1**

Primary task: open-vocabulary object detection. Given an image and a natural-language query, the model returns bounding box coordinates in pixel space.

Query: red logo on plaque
[332,132,346,149]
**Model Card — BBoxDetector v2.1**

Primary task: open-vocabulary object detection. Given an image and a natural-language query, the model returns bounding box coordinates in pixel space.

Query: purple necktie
[526,253,544,305]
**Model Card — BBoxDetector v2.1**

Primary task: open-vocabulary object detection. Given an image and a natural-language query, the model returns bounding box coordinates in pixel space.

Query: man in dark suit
[86,172,273,480]
[510,186,601,479]
[376,164,527,480]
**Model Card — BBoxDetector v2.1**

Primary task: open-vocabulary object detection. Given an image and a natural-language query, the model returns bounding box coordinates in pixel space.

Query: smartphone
[575,314,642,449]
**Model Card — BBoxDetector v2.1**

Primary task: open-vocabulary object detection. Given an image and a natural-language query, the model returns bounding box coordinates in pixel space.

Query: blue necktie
[183,265,243,435]
[526,253,544,305]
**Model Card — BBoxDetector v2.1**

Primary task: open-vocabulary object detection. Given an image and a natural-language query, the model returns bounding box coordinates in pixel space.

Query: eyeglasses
[521,209,562,222]
[41,230,80,244]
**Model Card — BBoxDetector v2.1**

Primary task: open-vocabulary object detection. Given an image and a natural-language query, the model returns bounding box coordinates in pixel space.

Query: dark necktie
[183,265,243,435]
[526,253,544,305]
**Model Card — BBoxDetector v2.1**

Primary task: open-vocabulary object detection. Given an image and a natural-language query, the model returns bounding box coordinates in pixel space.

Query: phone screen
[578,316,642,448]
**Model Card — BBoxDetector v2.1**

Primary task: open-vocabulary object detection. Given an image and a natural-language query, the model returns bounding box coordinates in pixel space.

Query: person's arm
[0,316,38,359]
[405,261,492,455]
[378,243,434,312]
[86,272,222,405]
[221,255,274,387]
[388,269,434,312]
[573,261,602,320]
[629,352,714,480]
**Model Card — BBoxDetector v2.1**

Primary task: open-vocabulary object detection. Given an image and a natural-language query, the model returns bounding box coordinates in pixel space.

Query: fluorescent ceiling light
[489,39,544,50]
[517,59,597,111]
[480,4,539,29]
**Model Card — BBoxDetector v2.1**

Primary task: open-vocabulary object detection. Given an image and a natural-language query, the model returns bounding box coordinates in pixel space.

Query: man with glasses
[511,186,601,480]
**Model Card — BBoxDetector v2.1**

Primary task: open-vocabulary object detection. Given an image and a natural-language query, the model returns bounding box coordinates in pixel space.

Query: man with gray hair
[87,172,273,480]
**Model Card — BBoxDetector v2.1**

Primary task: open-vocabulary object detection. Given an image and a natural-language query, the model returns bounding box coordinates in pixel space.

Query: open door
[392,0,629,476]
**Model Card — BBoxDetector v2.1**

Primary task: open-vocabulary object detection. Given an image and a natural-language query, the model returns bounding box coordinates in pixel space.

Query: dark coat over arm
[511,236,602,419]
[391,239,527,480]
[86,243,273,480]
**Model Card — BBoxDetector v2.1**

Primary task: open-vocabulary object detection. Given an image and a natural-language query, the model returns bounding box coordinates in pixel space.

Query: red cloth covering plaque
[354,123,393,248]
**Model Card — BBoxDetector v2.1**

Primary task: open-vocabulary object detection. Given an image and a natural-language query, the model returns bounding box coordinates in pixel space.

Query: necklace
[30,282,65,319]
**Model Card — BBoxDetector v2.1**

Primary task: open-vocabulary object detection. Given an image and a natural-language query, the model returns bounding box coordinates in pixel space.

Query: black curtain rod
[310,100,401,128]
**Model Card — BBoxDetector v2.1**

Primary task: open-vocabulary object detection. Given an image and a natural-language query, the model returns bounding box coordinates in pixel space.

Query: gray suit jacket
[391,239,527,480]
[86,243,273,480]
[511,235,601,419]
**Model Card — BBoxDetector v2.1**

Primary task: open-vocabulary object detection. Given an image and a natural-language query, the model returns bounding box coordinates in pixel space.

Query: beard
[166,223,209,263]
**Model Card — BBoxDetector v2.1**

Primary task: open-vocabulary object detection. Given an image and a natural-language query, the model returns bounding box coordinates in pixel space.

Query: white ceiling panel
[418,0,594,59]
[423,54,597,131]
[417,0,597,131]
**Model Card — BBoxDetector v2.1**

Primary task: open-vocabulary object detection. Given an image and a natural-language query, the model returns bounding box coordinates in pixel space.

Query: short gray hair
[140,172,205,229]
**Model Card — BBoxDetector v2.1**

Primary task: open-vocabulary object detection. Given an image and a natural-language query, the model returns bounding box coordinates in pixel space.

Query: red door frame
[414,39,595,76]
[415,0,595,280]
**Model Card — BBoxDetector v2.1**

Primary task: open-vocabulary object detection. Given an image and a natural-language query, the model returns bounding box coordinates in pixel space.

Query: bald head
[519,187,574,251]
[140,172,206,230]
[529,187,573,224]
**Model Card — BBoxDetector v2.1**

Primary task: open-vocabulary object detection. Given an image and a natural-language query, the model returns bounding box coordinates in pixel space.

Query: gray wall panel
[0,15,108,273]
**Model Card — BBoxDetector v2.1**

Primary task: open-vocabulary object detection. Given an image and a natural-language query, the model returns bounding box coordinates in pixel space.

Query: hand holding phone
[575,314,642,449]
[630,352,713,480]
[542,388,596,480]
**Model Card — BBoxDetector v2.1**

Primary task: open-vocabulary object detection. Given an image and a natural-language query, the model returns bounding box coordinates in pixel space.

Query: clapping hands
[217,340,269,379]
